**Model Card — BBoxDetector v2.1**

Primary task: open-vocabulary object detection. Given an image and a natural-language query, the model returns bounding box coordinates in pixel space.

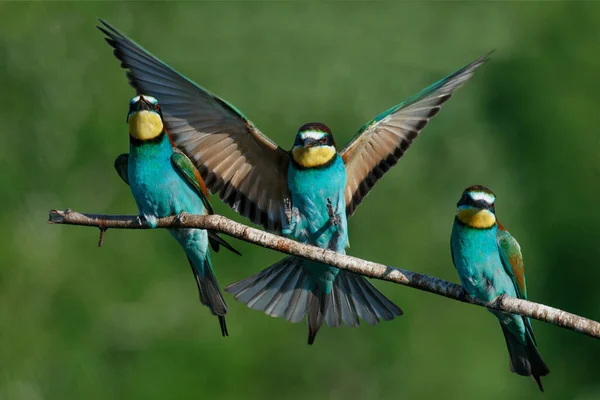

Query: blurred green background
[1,2,599,399]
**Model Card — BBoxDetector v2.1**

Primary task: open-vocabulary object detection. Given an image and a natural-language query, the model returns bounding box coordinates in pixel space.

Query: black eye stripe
[457,194,494,210]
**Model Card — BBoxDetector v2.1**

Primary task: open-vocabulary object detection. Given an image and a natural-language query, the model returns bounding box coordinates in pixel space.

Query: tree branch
[48,209,600,340]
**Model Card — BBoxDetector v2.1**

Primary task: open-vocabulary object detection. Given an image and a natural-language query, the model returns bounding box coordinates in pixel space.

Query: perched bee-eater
[116,94,239,336]
[450,185,550,390]
[99,19,488,344]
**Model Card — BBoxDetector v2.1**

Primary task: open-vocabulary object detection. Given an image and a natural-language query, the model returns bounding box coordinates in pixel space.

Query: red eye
[321,137,327,144]
[156,104,161,110]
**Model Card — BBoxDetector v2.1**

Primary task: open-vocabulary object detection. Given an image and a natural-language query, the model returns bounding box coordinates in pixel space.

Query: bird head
[127,95,164,141]
[291,122,337,168]
[455,185,497,229]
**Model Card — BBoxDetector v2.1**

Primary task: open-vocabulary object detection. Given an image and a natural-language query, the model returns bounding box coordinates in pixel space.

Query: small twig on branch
[48,209,600,340]
[98,227,107,247]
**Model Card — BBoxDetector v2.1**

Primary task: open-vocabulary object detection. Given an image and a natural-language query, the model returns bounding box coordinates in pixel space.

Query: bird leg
[284,198,292,224]
[327,198,341,227]
[492,293,509,308]
[282,198,297,236]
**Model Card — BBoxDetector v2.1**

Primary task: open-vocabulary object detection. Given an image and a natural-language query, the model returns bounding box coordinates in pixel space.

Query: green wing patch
[171,148,214,215]
[497,227,527,300]
[171,149,241,256]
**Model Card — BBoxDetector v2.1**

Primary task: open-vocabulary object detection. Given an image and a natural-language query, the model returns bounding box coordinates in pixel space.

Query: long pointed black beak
[473,200,494,210]
[134,96,152,112]
[303,138,320,148]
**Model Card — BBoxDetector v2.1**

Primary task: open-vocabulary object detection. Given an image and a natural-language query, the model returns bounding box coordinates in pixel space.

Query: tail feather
[308,288,328,345]
[227,263,286,305]
[343,273,378,324]
[501,324,550,392]
[226,257,308,318]
[188,257,228,337]
[208,231,241,256]
[325,284,342,328]
[246,267,290,311]
[354,273,403,321]
[333,274,359,327]
[284,276,311,323]
[264,265,303,317]
[225,256,402,345]
[244,266,293,311]
[218,316,228,337]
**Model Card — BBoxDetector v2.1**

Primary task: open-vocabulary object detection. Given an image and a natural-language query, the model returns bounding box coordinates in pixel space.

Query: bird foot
[457,289,473,303]
[175,211,188,225]
[284,198,293,225]
[492,293,509,308]
[326,198,341,226]
[135,215,145,226]
[282,198,298,235]
[137,214,158,229]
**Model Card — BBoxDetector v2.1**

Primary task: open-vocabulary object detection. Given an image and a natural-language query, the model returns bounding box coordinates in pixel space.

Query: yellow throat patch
[456,207,496,229]
[128,110,164,140]
[292,145,336,168]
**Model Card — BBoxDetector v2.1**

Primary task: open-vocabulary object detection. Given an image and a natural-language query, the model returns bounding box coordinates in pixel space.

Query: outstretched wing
[496,224,527,300]
[114,153,129,185]
[98,19,290,233]
[341,53,491,217]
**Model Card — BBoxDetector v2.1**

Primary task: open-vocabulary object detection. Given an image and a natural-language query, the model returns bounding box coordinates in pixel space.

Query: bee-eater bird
[115,94,240,337]
[99,19,488,344]
[450,185,549,391]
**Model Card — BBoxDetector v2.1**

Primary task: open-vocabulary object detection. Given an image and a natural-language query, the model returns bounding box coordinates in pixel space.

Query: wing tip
[96,18,121,38]
[464,49,494,74]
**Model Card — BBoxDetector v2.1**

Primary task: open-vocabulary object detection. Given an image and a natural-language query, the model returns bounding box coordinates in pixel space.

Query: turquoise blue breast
[287,155,348,292]
[451,222,513,301]
[287,155,348,250]
[451,221,525,341]
[128,134,206,218]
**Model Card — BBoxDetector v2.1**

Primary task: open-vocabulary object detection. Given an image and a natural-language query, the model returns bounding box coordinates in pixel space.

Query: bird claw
[327,198,341,226]
[137,214,158,229]
[282,198,298,235]
[492,293,509,307]
[175,211,188,225]
[458,288,473,303]
[284,198,293,225]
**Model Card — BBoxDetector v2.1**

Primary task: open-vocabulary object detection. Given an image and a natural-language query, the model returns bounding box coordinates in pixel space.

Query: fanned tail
[188,256,229,337]
[328,270,403,329]
[225,257,402,345]
[225,256,310,323]
[500,324,550,391]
